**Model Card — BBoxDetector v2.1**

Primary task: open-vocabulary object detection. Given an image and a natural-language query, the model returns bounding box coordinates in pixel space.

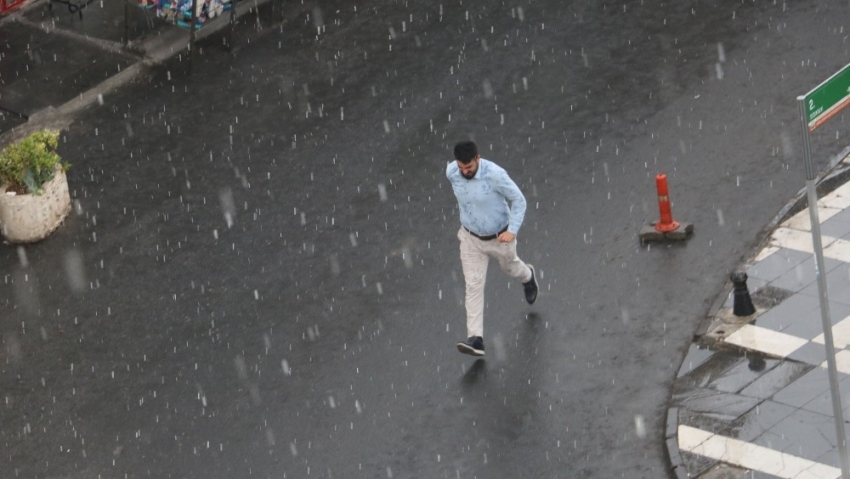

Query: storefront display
[136,0,233,29]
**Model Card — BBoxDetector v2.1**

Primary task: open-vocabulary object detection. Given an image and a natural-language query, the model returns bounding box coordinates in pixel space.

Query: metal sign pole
[798,95,850,479]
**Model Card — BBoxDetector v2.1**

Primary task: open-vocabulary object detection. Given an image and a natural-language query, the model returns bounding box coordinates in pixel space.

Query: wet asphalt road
[4,1,850,478]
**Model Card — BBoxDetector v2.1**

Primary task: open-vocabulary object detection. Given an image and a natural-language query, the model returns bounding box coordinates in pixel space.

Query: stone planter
[0,168,71,243]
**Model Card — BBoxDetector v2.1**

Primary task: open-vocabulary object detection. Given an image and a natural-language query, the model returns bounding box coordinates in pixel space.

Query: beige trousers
[458,227,532,338]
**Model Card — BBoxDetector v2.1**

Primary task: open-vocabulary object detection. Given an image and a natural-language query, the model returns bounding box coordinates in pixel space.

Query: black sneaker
[457,336,485,356]
[523,264,538,304]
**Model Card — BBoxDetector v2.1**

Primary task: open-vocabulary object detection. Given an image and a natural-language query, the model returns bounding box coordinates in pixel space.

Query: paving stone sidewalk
[668,153,850,479]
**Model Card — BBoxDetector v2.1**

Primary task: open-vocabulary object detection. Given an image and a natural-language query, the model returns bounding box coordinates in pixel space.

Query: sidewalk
[668,151,850,478]
[0,0,276,143]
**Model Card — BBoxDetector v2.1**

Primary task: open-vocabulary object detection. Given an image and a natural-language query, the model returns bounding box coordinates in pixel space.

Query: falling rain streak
[0,2,820,478]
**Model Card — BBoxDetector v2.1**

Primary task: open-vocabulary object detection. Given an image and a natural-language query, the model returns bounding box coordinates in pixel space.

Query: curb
[694,145,850,342]
[664,145,850,479]
[664,407,690,479]
[0,0,283,150]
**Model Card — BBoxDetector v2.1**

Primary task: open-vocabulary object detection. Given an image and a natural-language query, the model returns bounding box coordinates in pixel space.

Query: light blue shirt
[446,158,527,236]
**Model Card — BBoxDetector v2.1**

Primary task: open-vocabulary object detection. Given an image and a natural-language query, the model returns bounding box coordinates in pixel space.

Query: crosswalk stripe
[724,324,809,358]
[678,425,840,478]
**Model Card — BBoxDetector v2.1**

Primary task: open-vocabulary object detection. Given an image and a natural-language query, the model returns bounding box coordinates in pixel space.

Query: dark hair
[453,141,478,163]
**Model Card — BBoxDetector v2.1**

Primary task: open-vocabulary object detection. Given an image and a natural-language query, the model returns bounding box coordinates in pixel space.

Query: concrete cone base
[639,221,694,244]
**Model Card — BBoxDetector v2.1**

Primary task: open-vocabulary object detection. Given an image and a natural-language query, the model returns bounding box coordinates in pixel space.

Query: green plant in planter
[0,130,70,195]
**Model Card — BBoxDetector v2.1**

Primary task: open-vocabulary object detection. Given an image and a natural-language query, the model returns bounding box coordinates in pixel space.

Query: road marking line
[678,425,841,478]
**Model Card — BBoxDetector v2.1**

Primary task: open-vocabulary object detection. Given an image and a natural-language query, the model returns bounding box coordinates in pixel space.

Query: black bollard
[731,272,756,317]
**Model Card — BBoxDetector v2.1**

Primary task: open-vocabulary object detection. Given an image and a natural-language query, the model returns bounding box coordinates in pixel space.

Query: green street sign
[803,62,850,131]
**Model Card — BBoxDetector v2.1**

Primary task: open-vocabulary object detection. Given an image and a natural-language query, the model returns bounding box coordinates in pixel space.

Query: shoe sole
[457,343,485,356]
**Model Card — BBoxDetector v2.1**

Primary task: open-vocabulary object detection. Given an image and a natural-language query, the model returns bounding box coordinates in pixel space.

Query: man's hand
[498,231,516,243]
